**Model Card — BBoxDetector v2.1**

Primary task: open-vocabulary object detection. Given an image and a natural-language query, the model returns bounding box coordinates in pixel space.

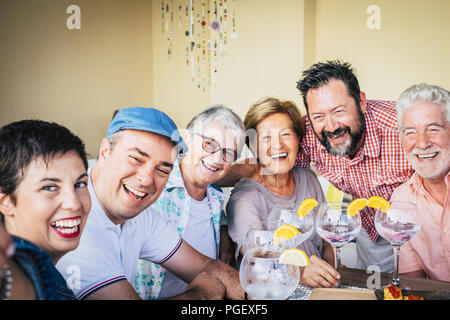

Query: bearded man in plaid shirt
[295,60,414,272]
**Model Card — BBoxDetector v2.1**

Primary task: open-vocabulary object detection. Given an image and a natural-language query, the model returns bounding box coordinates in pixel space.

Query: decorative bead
[0,266,13,300]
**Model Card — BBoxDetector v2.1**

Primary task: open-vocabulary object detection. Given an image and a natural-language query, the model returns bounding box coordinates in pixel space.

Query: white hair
[396,83,450,128]
[186,105,246,158]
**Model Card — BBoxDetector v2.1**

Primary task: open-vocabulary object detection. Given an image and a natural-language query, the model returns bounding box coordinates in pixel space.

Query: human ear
[0,193,15,217]
[359,92,368,113]
[98,138,112,161]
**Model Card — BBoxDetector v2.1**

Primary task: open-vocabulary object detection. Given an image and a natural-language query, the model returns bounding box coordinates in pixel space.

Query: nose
[136,164,156,188]
[324,115,339,133]
[415,131,432,149]
[61,188,83,212]
[270,133,283,149]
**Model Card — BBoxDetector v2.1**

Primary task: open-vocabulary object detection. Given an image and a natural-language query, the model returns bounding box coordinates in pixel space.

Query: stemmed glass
[267,206,316,299]
[242,222,274,252]
[316,202,361,286]
[239,248,300,300]
[374,201,420,287]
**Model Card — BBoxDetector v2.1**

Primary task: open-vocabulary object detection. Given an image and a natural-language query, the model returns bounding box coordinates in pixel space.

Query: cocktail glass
[267,206,315,299]
[242,222,274,252]
[316,202,361,287]
[374,201,420,287]
[239,248,300,300]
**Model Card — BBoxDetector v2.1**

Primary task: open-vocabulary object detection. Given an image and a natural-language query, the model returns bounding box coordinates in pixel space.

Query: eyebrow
[38,173,88,183]
[403,122,445,130]
[311,105,346,115]
[128,147,174,169]
[128,147,150,158]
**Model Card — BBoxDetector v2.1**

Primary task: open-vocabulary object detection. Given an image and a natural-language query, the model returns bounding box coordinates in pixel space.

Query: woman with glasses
[226,97,340,289]
[135,105,245,299]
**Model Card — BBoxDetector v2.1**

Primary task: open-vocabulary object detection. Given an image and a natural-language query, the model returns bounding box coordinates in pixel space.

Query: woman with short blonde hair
[227,97,340,289]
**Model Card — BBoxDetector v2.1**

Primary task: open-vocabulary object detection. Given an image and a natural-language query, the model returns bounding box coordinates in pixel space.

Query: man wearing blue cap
[56,107,244,300]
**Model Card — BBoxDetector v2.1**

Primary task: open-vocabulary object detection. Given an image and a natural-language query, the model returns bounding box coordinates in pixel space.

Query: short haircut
[244,97,305,141]
[296,60,361,112]
[0,120,88,203]
[186,105,246,158]
[396,83,450,128]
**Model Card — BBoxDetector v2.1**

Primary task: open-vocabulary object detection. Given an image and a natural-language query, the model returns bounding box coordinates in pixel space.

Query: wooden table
[338,267,450,291]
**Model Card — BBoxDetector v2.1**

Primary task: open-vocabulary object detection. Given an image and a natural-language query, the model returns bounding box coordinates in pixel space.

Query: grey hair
[186,105,246,158]
[106,130,123,149]
[396,83,450,128]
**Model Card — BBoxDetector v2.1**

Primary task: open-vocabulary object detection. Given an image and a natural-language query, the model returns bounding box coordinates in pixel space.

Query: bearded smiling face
[307,79,367,158]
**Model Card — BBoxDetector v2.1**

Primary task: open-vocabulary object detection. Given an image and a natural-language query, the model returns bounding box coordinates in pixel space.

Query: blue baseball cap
[106,107,188,155]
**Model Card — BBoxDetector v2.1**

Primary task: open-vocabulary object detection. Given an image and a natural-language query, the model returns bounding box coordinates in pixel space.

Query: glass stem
[333,246,341,288]
[392,245,401,286]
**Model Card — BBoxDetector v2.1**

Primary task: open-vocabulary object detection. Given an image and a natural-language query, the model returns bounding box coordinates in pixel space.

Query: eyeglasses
[196,133,237,164]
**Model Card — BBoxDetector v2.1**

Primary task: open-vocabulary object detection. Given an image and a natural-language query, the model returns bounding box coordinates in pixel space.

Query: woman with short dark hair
[0,119,91,299]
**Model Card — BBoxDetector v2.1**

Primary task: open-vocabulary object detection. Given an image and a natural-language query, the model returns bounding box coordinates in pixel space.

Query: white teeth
[52,218,81,228]
[124,184,147,197]
[417,153,438,159]
[271,153,288,159]
[202,161,219,172]
[56,226,78,234]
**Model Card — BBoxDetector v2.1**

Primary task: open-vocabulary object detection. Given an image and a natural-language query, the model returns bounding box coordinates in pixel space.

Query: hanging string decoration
[161,0,238,91]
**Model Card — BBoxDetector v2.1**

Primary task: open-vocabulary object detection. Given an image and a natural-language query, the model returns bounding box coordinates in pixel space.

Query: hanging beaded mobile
[161,0,237,91]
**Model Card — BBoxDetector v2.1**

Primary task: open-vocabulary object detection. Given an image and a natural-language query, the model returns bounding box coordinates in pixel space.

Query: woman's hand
[300,255,340,288]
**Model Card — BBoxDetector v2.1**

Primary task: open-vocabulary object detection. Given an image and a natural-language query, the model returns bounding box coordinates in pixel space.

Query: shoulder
[292,166,318,179]
[366,100,399,131]
[390,175,415,201]
[229,179,265,200]
[292,167,325,199]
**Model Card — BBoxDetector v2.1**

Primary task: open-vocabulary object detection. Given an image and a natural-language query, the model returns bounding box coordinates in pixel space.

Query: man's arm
[214,161,258,188]
[400,270,427,279]
[84,279,141,300]
[162,241,245,300]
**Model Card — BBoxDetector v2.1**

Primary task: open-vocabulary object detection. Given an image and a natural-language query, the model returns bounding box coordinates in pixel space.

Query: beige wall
[0,0,154,157]
[210,0,309,119]
[0,0,448,157]
[314,0,449,101]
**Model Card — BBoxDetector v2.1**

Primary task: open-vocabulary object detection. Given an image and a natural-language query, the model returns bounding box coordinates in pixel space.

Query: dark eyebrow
[311,105,346,115]
[38,172,88,183]
[38,177,61,183]
[128,147,174,169]
[77,173,89,180]
[161,161,174,169]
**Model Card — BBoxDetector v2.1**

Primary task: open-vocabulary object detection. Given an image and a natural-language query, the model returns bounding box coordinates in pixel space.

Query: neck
[255,167,294,196]
[348,131,366,159]
[180,162,208,201]
[422,173,448,206]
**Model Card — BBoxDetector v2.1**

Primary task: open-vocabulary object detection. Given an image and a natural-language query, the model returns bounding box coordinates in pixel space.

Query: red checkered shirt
[295,100,414,242]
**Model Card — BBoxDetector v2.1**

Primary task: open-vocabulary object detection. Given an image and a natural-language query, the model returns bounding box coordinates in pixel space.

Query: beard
[315,108,366,157]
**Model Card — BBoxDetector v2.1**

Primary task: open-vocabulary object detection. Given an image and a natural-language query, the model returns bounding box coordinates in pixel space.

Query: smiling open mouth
[271,152,288,160]
[123,184,148,200]
[416,152,438,160]
[202,160,220,172]
[50,217,81,238]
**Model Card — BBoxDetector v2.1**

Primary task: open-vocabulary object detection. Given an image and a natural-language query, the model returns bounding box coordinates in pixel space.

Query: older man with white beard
[391,83,450,282]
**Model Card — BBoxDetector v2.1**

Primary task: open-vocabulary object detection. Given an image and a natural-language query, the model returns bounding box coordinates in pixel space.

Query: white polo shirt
[56,171,182,299]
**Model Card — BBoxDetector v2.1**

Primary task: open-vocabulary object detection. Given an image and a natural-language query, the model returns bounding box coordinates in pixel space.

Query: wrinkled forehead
[402,101,450,128]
